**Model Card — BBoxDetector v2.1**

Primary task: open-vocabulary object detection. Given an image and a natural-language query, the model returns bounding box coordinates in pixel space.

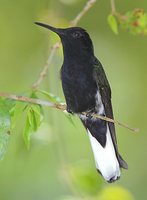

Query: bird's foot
[85,109,95,118]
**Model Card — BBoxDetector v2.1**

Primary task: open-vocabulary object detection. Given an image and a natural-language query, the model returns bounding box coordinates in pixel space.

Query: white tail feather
[88,125,120,182]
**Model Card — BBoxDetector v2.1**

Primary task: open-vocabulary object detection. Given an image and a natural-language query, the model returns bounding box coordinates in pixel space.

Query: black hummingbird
[35,22,128,183]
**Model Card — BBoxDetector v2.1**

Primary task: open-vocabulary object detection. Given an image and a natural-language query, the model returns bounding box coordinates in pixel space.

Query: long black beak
[35,22,64,36]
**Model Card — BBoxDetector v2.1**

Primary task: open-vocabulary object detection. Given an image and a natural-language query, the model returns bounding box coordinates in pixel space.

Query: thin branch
[32,0,97,91]
[110,0,116,14]
[90,113,139,132]
[32,42,60,90]
[0,92,139,132]
[0,92,65,110]
[70,0,97,27]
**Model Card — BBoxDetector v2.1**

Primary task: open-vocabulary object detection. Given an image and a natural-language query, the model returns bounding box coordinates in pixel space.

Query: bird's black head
[35,22,94,60]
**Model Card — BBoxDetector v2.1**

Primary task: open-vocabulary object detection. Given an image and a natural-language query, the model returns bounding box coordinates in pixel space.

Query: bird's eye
[71,31,82,38]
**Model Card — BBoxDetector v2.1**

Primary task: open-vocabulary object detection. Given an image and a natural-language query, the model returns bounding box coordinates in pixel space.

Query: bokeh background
[0,0,147,199]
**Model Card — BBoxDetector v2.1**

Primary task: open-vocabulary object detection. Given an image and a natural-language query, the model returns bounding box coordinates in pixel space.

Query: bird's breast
[61,63,97,113]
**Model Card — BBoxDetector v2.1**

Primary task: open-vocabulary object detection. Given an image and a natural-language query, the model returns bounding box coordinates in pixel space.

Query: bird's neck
[62,44,95,65]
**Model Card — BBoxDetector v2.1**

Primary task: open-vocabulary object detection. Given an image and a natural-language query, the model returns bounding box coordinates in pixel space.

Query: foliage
[107,14,118,35]
[108,9,147,35]
[0,98,14,160]
[23,104,43,149]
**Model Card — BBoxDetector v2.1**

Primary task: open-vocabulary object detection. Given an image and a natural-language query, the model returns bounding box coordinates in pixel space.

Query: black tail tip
[119,154,128,169]
[107,175,120,183]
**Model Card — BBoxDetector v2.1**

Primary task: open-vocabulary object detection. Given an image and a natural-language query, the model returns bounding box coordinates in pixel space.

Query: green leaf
[23,104,43,149]
[116,9,147,36]
[23,114,32,149]
[38,90,64,104]
[107,14,118,34]
[30,91,38,99]
[0,132,10,160]
[10,101,26,129]
[0,98,15,110]
[0,101,11,132]
[138,13,147,28]
[31,104,43,131]
[0,98,14,160]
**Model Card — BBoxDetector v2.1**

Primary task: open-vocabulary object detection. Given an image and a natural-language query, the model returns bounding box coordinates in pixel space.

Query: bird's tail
[79,114,125,183]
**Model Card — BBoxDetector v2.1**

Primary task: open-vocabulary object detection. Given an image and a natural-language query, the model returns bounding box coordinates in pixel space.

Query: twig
[0,92,139,132]
[110,0,116,14]
[32,42,60,90]
[70,0,97,27]
[90,113,139,132]
[32,0,97,90]
[0,92,66,110]
[0,92,55,107]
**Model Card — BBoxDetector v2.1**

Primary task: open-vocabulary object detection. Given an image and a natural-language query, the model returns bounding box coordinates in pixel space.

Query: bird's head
[35,22,94,57]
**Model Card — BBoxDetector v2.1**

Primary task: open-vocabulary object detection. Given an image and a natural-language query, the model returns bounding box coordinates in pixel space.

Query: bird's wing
[93,57,128,169]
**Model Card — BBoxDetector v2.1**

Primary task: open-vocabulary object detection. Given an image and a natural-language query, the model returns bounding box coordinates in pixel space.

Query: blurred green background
[0,0,147,199]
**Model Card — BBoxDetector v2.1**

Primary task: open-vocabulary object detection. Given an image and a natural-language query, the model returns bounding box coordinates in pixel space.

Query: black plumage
[35,22,128,182]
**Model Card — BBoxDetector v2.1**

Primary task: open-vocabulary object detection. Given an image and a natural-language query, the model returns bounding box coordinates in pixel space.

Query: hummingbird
[35,22,128,183]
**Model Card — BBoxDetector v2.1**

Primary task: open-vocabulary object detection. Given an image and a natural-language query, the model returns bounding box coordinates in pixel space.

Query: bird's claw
[86,110,94,118]
[86,113,93,118]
